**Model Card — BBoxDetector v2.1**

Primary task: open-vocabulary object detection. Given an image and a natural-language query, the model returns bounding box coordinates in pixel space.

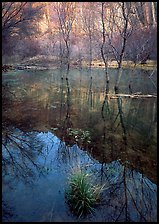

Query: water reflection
[2,67,157,221]
[2,69,157,182]
[97,161,157,222]
[99,95,157,182]
[2,129,157,222]
[2,128,44,184]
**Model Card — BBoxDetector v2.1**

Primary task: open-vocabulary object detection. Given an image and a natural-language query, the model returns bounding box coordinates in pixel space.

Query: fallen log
[2,64,14,72]
[110,93,157,99]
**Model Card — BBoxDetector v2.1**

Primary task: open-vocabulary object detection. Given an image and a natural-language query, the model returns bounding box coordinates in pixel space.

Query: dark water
[2,67,157,222]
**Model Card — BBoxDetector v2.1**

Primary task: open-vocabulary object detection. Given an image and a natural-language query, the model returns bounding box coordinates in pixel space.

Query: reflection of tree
[57,141,71,164]
[126,97,157,142]
[2,83,16,102]
[2,128,43,184]
[58,72,74,149]
[96,161,156,222]
[63,77,73,129]
[2,82,44,184]
[59,75,64,122]
[101,91,110,148]
[2,199,15,222]
[115,97,127,147]
[148,69,157,90]
[87,76,93,108]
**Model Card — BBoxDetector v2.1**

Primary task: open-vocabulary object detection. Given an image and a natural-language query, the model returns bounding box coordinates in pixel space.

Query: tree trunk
[101,2,109,93]
[135,2,147,27]
[153,2,157,24]
[148,2,154,26]
[114,2,128,94]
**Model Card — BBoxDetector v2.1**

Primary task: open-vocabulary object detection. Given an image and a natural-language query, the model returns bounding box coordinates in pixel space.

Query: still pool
[2,67,157,222]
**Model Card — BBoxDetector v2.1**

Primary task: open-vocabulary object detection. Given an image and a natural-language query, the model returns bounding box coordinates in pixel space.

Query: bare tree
[54,2,76,75]
[134,2,147,27]
[81,2,97,72]
[125,26,157,65]
[2,2,27,35]
[2,2,44,61]
[2,2,44,38]
[100,2,110,90]
[113,2,133,94]
[100,3,134,147]
[100,2,111,126]
[153,2,157,24]
[101,2,132,94]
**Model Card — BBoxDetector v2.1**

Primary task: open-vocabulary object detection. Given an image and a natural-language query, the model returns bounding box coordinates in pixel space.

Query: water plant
[65,169,104,218]
[67,128,91,145]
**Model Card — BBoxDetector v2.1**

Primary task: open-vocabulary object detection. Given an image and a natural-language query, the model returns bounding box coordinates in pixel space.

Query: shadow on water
[2,67,157,222]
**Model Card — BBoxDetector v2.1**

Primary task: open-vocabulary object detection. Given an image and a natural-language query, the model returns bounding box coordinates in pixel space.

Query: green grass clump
[65,170,104,218]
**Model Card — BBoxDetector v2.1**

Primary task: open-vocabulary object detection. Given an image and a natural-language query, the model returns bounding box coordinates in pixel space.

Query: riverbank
[2,55,157,72]
[83,59,157,70]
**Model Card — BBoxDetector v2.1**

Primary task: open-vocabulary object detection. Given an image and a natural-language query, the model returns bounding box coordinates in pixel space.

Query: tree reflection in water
[97,161,157,222]
[2,126,157,222]
[99,88,157,183]
[2,128,44,184]
[2,68,157,222]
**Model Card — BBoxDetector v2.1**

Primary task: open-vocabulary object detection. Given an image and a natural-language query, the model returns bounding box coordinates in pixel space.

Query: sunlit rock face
[2,128,157,222]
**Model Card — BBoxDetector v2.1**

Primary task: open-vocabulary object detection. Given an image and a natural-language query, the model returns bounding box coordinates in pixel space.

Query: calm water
[2,67,157,222]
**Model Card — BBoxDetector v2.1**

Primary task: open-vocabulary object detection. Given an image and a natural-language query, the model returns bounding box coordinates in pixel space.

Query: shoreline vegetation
[2,55,157,72]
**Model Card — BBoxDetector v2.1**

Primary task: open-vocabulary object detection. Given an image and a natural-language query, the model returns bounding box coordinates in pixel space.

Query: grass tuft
[65,169,105,218]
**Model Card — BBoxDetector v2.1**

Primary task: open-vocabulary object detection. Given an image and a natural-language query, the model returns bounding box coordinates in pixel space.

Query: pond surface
[2,67,157,222]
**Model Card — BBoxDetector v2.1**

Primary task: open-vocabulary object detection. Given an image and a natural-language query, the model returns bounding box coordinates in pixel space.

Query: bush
[65,169,104,218]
